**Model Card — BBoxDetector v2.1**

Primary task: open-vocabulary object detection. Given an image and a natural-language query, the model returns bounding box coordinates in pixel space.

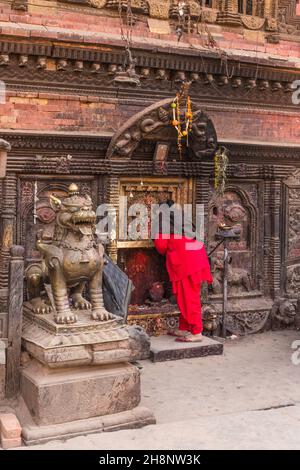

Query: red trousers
[172,272,203,335]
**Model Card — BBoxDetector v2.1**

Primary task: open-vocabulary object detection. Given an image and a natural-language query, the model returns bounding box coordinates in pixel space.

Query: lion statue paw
[91,309,115,322]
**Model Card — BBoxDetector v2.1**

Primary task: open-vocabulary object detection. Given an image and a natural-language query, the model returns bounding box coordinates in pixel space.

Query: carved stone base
[21,360,141,426]
[21,305,155,434]
[21,406,156,446]
[22,306,131,368]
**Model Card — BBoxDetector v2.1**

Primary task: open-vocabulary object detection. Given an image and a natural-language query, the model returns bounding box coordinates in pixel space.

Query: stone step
[150,335,223,362]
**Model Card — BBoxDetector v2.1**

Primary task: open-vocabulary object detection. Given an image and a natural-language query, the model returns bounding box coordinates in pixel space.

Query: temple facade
[1,0,300,398]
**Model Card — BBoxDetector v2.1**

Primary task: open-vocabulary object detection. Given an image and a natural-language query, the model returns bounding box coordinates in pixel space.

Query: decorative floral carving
[148,0,171,19]
[286,264,300,296]
[226,311,270,335]
[201,8,218,23]
[241,15,265,30]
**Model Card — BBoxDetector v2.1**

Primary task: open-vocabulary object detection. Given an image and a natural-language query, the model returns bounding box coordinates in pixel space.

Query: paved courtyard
[19,330,300,450]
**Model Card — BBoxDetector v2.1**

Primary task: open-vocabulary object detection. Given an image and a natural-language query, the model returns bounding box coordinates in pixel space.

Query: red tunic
[154,234,213,334]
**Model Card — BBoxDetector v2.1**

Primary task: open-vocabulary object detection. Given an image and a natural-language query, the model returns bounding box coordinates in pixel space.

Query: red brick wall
[1,91,300,144]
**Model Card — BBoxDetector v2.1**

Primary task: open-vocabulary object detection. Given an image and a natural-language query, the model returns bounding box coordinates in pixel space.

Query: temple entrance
[105,92,273,338]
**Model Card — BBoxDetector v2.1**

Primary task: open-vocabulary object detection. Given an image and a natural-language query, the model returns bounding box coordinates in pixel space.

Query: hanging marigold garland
[171,92,193,157]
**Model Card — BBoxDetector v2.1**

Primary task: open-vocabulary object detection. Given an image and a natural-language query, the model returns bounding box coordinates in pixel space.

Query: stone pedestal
[150,335,223,362]
[21,362,140,426]
[19,305,155,443]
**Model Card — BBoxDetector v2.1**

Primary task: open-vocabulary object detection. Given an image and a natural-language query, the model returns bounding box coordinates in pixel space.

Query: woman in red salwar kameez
[153,200,213,342]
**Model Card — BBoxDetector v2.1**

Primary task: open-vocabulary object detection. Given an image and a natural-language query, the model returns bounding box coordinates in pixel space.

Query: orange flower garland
[171,92,193,157]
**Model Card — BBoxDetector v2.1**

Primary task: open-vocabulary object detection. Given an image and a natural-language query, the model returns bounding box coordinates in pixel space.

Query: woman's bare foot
[176,333,203,343]
[168,329,189,337]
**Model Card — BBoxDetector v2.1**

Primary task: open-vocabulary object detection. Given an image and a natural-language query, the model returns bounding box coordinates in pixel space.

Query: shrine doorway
[117,176,194,335]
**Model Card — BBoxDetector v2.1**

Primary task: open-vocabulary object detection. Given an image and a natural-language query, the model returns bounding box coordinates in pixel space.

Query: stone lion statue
[25,184,114,325]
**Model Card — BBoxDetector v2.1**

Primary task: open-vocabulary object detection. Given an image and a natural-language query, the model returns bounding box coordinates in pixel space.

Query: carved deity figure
[211,252,252,294]
[189,110,218,159]
[26,184,114,325]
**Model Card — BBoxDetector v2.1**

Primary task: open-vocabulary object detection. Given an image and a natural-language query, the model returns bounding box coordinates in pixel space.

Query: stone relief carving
[148,0,171,19]
[284,170,300,297]
[226,310,270,335]
[286,264,300,296]
[277,1,300,35]
[35,154,73,174]
[211,252,252,295]
[241,15,265,30]
[202,304,219,336]
[88,0,107,7]
[208,187,259,296]
[268,297,300,330]
[189,110,218,160]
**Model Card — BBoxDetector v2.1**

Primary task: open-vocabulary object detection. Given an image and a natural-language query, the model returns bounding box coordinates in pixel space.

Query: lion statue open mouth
[26,184,114,325]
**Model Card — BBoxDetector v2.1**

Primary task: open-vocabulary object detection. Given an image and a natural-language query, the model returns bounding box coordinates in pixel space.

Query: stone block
[21,361,141,426]
[21,406,156,446]
[0,413,22,439]
[127,325,151,360]
[150,335,223,362]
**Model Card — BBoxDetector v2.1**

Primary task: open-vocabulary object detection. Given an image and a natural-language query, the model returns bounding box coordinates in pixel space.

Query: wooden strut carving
[6,245,24,398]
[106,96,218,160]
